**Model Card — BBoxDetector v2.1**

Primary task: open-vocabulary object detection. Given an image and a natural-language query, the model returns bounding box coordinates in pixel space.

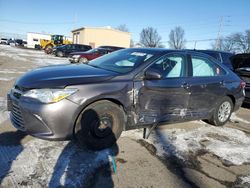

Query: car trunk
[231,53,250,70]
[231,54,250,100]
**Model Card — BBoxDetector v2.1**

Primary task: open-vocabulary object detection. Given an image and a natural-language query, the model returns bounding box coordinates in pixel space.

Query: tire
[208,96,233,126]
[79,57,88,64]
[74,100,125,150]
[56,51,63,57]
[44,44,53,54]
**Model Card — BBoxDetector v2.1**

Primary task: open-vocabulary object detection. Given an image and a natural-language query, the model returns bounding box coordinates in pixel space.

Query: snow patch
[0,77,16,81]
[240,174,250,185]
[0,45,69,66]
[0,139,116,187]
[0,97,9,124]
[34,57,69,66]
[0,69,25,74]
[123,124,250,166]
[231,113,250,124]
[0,51,28,61]
[155,126,250,165]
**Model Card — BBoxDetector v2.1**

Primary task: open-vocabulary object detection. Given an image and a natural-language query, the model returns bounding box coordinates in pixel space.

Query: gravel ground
[0,44,250,188]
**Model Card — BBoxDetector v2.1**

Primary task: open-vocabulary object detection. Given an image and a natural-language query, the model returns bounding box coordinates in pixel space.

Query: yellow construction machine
[40,35,72,54]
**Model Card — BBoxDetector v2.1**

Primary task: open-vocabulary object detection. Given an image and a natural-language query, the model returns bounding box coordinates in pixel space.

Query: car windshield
[88,49,155,73]
[54,45,65,49]
[86,48,103,53]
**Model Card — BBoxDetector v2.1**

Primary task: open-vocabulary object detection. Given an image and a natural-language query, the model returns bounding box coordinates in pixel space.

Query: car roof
[125,48,207,55]
[99,45,124,48]
[125,48,229,63]
[188,49,234,55]
[127,48,178,53]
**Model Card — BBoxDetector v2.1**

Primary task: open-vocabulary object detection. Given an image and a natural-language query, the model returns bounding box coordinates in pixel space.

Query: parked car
[14,39,24,47]
[191,50,234,70]
[231,53,250,103]
[0,38,8,44]
[52,44,92,57]
[69,47,114,63]
[7,38,15,45]
[7,48,245,150]
[7,39,24,47]
[23,41,27,48]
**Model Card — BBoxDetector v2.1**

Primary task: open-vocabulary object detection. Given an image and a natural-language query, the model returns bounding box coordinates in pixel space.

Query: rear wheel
[74,100,125,150]
[208,96,233,126]
[79,57,88,64]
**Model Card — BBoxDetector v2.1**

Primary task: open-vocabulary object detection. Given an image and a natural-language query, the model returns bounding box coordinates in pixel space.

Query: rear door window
[191,55,226,77]
[79,45,85,50]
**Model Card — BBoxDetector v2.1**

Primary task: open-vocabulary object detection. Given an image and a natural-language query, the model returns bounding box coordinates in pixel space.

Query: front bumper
[7,93,80,140]
[52,50,57,55]
[69,57,79,63]
[244,85,250,103]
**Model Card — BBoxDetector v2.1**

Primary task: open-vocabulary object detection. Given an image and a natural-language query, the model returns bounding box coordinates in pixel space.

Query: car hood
[15,64,118,89]
[53,46,64,50]
[70,51,92,56]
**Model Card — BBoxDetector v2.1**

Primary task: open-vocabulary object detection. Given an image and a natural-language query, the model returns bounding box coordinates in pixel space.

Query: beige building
[71,26,131,48]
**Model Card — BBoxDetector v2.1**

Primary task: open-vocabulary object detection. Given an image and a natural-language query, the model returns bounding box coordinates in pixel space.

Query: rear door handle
[182,82,190,90]
[220,80,225,86]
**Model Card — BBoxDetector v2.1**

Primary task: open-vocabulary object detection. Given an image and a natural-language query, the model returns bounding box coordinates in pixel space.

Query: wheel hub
[93,115,113,137]
[98,117,112,131]
[218,101,231,122]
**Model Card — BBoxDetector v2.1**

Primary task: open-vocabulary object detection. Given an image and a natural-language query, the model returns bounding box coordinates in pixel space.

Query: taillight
[240,80,246,89]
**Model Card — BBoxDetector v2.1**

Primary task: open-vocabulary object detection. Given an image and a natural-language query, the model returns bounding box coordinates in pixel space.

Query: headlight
[23,89,77,103]
[72,55,80,58]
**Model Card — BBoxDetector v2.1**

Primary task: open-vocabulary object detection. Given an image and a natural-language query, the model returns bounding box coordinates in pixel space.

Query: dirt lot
[0,44,250,188]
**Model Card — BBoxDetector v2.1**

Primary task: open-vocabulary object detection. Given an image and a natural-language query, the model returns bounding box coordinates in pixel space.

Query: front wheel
[79,57,88,64]
[44,44,53,54]
[74,100,125,150]
[56,51,63,57]
[208,96,233,126]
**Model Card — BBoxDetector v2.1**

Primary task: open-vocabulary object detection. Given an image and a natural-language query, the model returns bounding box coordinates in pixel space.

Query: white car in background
[0,38,8,45]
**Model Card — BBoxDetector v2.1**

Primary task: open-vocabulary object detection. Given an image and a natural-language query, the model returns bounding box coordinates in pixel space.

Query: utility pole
[216,16,224,50]
[194,41,197,49]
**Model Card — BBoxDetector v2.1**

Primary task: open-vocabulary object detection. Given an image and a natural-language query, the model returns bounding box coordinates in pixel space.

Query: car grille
[10,85,26,130]
[11,102,25,130]
[246,82,250,88]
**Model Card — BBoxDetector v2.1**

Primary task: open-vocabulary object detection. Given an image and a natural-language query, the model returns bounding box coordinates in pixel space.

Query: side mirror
[144,68,162,80]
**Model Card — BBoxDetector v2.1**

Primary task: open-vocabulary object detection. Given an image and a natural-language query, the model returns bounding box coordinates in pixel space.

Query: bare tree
[139,27,163,48]
[211,30,250,53]
[116,24,129,32]
[233,30,250,53]
[223,36,238,52]
[168,26,186,49]
[211,35,237,52]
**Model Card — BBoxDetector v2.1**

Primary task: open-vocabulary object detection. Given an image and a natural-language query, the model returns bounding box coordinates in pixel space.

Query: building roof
[71,26,130,35]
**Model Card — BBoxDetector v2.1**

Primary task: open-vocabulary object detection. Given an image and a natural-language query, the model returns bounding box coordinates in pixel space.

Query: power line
[0,19,75,25]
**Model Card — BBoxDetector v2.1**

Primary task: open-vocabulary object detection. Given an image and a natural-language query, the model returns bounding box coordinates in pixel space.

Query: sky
[0,0,250,49]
